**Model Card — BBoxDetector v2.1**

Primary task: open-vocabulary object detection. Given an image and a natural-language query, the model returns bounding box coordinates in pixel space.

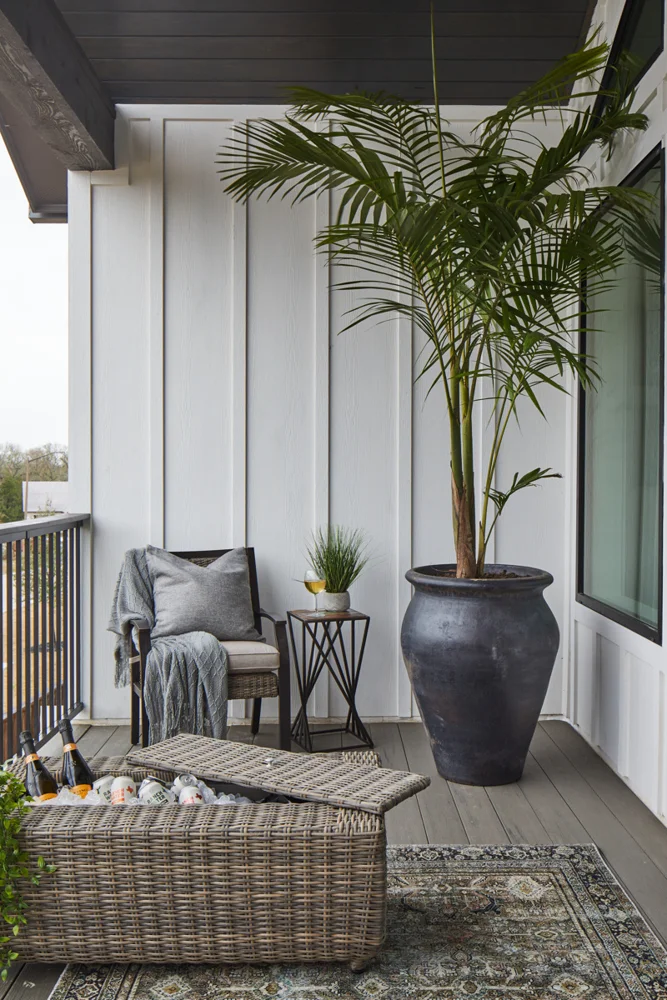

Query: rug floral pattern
[49,845,667,1000]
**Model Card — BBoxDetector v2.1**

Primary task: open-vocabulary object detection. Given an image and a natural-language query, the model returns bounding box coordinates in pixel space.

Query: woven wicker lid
[128,734,429,815]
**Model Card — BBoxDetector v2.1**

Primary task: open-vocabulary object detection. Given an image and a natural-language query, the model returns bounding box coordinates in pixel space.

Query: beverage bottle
[58,719,94,797]
[19,731,58,801]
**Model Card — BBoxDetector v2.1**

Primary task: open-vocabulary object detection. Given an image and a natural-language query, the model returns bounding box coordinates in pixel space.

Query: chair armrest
[259,609,287,627]
[134,619,151,632]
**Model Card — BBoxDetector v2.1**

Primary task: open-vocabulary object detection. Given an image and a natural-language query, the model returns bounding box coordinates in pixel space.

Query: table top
[288,609,370,623]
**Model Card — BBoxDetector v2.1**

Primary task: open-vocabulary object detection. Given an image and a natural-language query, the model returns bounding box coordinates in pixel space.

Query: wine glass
[304,568,326,616]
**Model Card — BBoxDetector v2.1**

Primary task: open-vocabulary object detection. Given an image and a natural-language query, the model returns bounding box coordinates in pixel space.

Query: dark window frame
[592,0,664,124]
[576,144,665,643]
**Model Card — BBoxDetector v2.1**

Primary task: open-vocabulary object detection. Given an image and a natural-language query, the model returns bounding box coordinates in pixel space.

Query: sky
[0,139,68,450]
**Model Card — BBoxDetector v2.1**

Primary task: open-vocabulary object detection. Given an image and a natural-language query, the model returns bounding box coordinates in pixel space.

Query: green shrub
[0,770,54,978]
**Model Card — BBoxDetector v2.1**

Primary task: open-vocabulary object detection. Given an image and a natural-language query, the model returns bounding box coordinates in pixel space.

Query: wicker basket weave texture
[16,748,389,967]
[129,734,429,814]
[228,671,278,700]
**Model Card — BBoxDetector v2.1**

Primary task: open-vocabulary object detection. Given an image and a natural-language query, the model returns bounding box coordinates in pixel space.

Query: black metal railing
[0,513,90,758]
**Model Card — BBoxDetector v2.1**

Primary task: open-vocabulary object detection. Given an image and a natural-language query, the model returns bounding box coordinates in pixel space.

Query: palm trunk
[452,476,476,577]
[450,397,477,578]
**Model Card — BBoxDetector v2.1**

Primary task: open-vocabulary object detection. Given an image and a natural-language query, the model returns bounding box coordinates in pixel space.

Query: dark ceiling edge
[0,109,67,222]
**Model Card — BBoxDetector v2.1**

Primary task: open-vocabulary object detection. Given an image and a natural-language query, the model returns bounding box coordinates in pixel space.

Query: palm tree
[217,38,649,578]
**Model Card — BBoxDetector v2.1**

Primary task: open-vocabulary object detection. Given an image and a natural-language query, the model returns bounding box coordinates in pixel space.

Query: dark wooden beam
[0,0,114,170]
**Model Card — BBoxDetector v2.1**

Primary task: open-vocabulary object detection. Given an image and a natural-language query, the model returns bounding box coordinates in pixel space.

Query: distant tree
[0,476,23,523]
[0,444,68,482]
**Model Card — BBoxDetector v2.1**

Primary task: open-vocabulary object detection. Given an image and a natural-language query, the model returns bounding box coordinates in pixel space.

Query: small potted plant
[307,526,369,612]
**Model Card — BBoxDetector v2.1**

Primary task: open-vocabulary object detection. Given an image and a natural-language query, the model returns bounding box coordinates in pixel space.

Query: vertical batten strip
[396,295,414,719]
[67,170,93,716]
[229,123,249,721]
[312,182,331,721]
[149,115,166,548]
[231,153,248,548]
[658,669,666,819]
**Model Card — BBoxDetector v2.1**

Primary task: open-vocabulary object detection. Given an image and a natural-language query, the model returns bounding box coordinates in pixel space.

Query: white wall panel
[597,636,622,766]
[573,619,596,740]
[90,119,151,720]
[164,119,236,551]
[74,104,573,726]
[329,267,403,718]
[627,653,660,812]
[246,190,319,717]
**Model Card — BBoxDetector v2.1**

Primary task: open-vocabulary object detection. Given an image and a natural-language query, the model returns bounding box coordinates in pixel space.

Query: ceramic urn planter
[401,564,559,785]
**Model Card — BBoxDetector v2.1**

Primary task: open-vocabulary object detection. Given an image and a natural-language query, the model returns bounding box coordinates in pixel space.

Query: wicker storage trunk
[15,736,428,970]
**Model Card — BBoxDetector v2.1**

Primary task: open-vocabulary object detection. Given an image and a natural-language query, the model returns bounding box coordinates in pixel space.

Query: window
[578,149,664,641]
[592,0,664,122]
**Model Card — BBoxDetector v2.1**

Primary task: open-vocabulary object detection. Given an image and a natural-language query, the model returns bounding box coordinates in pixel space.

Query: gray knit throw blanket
[108,548,228,744]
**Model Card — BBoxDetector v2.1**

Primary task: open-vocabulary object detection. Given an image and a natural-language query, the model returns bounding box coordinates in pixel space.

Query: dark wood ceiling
[55,0,595,105]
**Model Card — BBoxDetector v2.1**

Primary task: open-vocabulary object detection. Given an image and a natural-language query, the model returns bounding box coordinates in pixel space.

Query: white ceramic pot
[320,590,351,613]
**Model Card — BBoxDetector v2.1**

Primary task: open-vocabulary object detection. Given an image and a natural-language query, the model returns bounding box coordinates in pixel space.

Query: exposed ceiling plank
[79,35,576,61]
[60,11,586,37]
[58,0,589,10]
[93,58,559,84]
[0,0,115,170]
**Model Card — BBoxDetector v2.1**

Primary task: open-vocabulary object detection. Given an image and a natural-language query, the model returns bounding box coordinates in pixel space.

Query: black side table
[287,609,373,752]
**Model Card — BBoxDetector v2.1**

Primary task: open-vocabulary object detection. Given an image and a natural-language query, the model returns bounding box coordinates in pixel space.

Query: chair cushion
[147,546,263,642]
[223,640,280,674]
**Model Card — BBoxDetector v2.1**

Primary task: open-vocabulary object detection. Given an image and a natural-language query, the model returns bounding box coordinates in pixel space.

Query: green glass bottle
[19,731,58,801]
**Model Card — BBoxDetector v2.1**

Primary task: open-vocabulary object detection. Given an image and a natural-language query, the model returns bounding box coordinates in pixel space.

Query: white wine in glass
[304,568,326,615]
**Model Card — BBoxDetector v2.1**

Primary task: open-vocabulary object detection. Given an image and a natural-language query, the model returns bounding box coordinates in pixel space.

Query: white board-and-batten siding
[561,0,667,826]
[68,105,569,726]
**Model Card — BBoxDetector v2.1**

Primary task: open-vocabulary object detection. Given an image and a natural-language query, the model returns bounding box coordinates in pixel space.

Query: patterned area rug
[49,845,667,999]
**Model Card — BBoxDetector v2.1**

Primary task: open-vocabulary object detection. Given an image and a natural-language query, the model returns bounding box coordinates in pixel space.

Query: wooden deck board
[369,723,427,844]
[4,964,66,1000]
[543,720,667,879]
[399,722,468,844]
[530,725,667,940]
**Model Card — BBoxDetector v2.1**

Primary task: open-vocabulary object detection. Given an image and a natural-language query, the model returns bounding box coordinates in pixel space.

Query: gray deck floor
[6,719,667,1000]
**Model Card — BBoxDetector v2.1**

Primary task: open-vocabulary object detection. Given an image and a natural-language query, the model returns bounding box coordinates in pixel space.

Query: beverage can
[178,785,204,804]
[110,776,137,804]
[93,775,115,803]
[139,780,173,805]
[173,773,199,793]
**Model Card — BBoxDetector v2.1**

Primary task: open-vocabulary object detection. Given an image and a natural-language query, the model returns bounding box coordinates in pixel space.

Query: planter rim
[406,563,553,593]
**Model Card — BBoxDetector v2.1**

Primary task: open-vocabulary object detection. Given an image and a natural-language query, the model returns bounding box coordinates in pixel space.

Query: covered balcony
[1,0,667,995]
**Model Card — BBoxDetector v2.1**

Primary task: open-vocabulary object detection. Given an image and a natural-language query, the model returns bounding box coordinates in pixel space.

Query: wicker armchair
[129,547,291,750]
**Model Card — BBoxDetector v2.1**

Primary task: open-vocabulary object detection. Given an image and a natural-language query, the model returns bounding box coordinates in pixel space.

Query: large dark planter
[401,564,559,785]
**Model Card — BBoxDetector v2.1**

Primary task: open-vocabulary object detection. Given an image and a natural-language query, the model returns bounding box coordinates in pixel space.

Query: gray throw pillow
[147,546,263,642]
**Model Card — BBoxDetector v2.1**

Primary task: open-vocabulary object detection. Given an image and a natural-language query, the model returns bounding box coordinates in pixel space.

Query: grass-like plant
[0,770,54,978]
[307,526,369,593]
[218,34,651,578]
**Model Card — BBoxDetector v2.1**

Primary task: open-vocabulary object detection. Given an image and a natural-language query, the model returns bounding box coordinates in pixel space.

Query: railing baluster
[24,537,31,737]
[15,541,22,739]
[6,542,13,759]
[62,530,69,724]
[55,530,62,722]
[40,533,47,739]
[32,535,39,737]
[0,542,4,760]
[47,533,55,733]
[75,525,81,707]
[68,528,75,712]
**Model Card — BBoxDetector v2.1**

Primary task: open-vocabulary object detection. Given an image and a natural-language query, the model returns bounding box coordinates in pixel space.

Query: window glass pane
[580,157,663,633]
[624,0,663,78]
[592,0,663,125]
